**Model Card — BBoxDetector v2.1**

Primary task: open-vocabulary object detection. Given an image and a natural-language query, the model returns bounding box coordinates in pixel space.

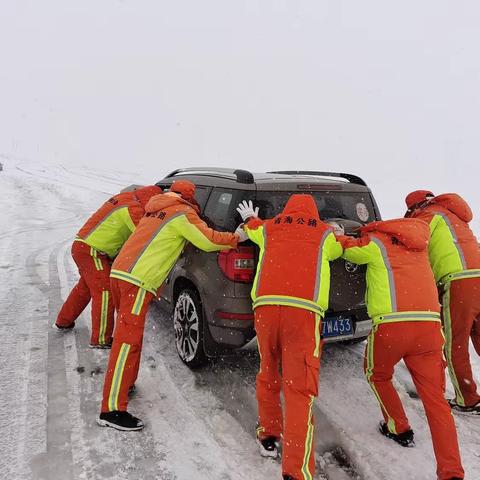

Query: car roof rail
[267,170,367,186]
[164,167,255,184]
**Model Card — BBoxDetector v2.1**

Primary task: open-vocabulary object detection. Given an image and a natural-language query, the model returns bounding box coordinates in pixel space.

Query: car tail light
[218,246,255,283]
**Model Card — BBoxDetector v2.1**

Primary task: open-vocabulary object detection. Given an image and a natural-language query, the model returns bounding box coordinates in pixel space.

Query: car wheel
[173,289,207,368]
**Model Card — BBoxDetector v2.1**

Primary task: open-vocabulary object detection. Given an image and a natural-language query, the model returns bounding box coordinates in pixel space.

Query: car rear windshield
[204,188,376,231]
[255,191,376,224]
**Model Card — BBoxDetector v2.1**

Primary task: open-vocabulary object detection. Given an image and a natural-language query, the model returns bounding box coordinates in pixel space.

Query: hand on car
[236,200,259,221]
[327,221,345,236]
[234,224,249,243]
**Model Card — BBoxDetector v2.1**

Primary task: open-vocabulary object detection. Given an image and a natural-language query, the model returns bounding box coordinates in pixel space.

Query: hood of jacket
[361,218,430,251]
[145,191,195,213]
[430,193,473,223]
[134,185,163,208]
[282,194,320,220]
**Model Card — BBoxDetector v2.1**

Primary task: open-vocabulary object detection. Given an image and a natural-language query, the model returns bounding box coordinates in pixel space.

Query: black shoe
[97,411,144,431]
[256,435,280,458]
[89,343,112,350]
[52,322,74,331]
[379,421,415,447]
[255,424,280,459]
[448,399,480,415]
[283,476,295,480]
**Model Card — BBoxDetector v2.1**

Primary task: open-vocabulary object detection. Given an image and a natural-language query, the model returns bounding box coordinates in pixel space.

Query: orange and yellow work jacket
[111,193,239,295]
[409,193,480,286]
[76,185,162,258]
[338,218,441,326]
[244,194,343,317]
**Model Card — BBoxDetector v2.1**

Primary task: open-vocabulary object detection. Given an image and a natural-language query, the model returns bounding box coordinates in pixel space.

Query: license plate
[321,316,353,338]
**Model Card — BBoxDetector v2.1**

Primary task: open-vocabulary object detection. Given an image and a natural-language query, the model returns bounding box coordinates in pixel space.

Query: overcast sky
[1,1,479,226]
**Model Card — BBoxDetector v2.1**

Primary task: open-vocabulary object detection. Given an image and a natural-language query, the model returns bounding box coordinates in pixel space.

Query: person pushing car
[406,190,480,415]
[97,180,243,431]
[338,218,464,480]
[237,195,342,480]
[54,185,162,347]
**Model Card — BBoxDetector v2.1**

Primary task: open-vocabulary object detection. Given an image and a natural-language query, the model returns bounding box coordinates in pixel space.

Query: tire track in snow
[17,245,55,478]
[0,215,81,241]
[0,172,68,479]
[28,244,75,480]
[14,165,114,196]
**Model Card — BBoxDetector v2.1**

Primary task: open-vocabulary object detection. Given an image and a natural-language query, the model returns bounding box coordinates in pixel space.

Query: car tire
[173,289,208,368]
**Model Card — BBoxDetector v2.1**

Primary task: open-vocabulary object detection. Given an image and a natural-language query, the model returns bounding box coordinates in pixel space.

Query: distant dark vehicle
[155,168,381,367]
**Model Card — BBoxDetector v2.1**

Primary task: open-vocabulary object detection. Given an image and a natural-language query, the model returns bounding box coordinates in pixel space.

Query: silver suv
[156,168,380,367]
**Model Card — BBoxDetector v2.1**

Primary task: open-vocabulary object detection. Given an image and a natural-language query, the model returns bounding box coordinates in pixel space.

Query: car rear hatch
[233,184,377,316]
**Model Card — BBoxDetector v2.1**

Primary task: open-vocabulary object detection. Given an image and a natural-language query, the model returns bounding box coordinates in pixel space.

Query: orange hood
[361,218,430,251]
[134,185,163,207]
[431,193,473,223]
[282,194,320,220]
[145,192,195,213]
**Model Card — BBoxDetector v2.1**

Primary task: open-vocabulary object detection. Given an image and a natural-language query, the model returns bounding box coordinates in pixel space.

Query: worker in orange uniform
[54,185,162,348]
[238,195,343,480]
[97,180,242,431]
[406,190,480,415]
[339,218,464,480]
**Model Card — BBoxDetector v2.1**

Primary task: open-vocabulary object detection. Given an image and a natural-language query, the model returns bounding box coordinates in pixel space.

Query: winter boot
[53,322,74,331]
[283,476,295,480]
[257,435,280,458]
[97,411,144,431]
[256,424,280,459]
[89,342,112,350]
[379,421,415,447]
[448,399,480,415]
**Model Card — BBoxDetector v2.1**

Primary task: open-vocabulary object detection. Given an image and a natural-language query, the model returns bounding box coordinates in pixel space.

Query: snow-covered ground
[1,159,479,480]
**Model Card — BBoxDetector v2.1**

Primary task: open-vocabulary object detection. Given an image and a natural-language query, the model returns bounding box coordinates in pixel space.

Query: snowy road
[1,160,479,480]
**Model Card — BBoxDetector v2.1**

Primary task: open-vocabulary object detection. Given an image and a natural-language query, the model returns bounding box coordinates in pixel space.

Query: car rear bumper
[207,309,255,348]
[205,299,372,348]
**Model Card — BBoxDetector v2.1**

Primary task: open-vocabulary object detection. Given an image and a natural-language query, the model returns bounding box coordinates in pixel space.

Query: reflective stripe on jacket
[245,194,343,316]
[339,218,440,325]
[111,193,238,294]
[410,193,480,284]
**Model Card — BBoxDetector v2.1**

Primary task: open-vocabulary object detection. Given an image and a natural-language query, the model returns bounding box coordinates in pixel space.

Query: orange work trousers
[255,305,322,480]
[56,240,114,346]
[101,278,154,413]
[442,276,480,407]
[365,321,464,480]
